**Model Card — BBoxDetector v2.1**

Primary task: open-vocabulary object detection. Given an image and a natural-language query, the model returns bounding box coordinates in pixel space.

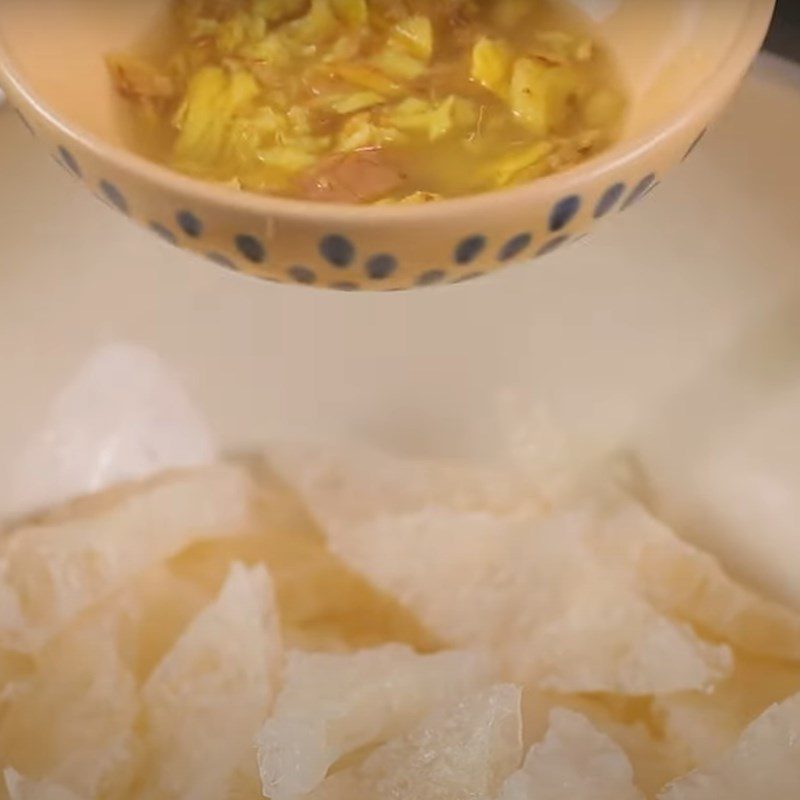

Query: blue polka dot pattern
[536,235,570,257]
[454,235,487,265]
[176,210,203,238]
[99,180,129,215]
[58,147,81,178]
[417,270,446,286]
[320,234,355,268]
[288,265,317,284]
[683,128,707,161]
[498,233,533,262]
[206,252,237,270]
[366,253,397,280]
[621,174,657,210]
[594,183,626,218]
[549,195,581,232]
[150,222,177,245]
[235,234,266,263]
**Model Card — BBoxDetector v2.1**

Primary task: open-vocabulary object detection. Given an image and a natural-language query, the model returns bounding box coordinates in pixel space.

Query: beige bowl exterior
[0,0,775,291]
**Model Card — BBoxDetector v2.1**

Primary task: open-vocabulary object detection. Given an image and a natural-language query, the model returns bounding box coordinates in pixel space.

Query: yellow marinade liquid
[109,0,626,204]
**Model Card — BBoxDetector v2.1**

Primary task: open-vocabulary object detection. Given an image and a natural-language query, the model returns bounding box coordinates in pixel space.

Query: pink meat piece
[299,148,406,203]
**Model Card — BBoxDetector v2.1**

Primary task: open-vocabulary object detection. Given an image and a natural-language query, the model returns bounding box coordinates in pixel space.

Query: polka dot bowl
[0,0,774,291]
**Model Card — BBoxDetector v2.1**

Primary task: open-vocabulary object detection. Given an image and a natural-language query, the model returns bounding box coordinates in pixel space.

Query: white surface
[0,55,798,605]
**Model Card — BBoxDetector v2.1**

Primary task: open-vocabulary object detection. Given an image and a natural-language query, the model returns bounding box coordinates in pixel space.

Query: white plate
[0,54,798,606]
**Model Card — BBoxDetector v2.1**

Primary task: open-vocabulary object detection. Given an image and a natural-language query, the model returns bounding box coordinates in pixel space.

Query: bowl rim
[0,0,776,225]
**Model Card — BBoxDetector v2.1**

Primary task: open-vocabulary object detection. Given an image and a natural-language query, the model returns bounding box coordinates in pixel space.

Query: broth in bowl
[109,0,626,204]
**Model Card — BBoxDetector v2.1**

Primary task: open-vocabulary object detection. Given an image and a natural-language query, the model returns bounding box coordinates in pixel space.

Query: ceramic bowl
[0,0,775,291]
